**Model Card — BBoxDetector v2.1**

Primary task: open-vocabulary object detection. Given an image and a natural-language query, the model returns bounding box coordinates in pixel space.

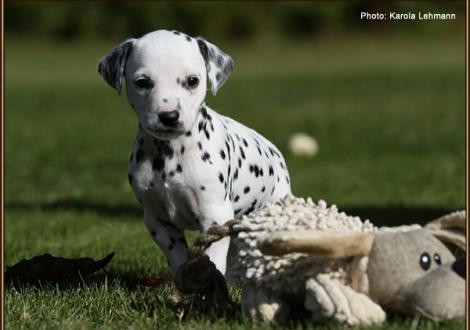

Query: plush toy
[227,195,466,325]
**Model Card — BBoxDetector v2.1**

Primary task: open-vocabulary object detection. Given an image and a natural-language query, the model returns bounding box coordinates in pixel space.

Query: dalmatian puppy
[98,30,291,278]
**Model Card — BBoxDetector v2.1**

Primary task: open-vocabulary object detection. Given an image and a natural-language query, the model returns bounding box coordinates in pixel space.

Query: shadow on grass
[5,269,246,322]
[6,198,459,226]
[5,268,172,292]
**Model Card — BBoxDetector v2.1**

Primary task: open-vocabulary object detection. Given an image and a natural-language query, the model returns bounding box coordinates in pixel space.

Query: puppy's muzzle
[159,111,180,128]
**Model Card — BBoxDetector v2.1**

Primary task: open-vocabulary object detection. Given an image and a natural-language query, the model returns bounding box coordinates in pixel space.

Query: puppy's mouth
[144,125,185,138]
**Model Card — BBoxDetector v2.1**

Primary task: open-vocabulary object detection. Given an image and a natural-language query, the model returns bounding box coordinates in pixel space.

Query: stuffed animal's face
[257,209,466,322]
[367,229,462,318]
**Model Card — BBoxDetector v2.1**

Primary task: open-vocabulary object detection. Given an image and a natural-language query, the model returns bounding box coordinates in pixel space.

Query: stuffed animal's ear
[425,211,466,251]
[97,38,135,95]
[258,230,375,258]
[196,37,234,96]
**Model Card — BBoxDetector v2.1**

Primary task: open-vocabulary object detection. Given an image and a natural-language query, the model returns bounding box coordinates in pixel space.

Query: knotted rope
[188,219,241,259]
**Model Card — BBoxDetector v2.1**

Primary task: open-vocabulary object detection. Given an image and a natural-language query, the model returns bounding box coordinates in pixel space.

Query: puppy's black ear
[98,38,135,95]
[196,37,234,96]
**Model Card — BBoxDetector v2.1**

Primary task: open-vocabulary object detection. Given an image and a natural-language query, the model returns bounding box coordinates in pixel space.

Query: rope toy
[167,195,465,325]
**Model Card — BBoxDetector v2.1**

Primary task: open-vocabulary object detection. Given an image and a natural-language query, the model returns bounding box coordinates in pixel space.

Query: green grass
[5,32,465,329]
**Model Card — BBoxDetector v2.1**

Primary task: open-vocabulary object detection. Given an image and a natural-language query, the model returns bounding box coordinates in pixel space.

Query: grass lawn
[5,32,465,329]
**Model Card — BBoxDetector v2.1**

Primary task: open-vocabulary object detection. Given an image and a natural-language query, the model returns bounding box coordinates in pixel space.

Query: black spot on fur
[216,55,224,67]
[249,164,261,177]
[156,141,173,158]
[163,98,168,103]
[185,131,192,137]
[200,107,212,121]
[230,135,236,149]
[201,152,211,162]
[219,173,224,183]
[244,186,250,194]
[180,145,185,154]
[173,31,180,35]
[261,186,266,193]
[169,171,175,177]
[216,72,221,82]
[186,35,191,42]
[271,187,275,194]
[235,208,241,215]
[136,148,144,162]
[245,205,256,215]
[239,146,246,159]
[152,155,165,172]
[242,138,248,147]
[200,186,206,190]
[176,164,183,173]
[234,195,240,202]
[269,166,274,176]
[208,47,216,59]
[234,168,239,180]
[238,158,242,168]
[220,150,226,160]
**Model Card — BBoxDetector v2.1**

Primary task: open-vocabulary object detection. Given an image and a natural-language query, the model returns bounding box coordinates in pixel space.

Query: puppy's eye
[433,253,442,265]
[134,78,153,90]
[419,252,431,271]
[186,76,199,89]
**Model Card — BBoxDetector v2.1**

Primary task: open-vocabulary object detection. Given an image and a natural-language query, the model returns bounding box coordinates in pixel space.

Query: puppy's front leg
[199,201,234,275]
[143,208,188,277]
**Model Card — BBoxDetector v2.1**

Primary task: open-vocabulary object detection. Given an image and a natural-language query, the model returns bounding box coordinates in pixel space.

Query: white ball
[288,132,318,158]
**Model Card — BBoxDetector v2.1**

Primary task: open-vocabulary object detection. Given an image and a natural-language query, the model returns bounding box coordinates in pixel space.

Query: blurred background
[4,1,466,327]
[5,0,466,277]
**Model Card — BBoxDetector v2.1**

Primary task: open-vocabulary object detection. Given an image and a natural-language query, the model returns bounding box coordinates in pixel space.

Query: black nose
[158,111,179,127]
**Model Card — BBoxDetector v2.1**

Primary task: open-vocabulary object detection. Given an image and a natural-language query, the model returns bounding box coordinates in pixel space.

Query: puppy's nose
[158,111,179,127]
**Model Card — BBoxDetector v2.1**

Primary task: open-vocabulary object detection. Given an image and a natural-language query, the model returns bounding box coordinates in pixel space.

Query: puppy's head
[98,30,234,140]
